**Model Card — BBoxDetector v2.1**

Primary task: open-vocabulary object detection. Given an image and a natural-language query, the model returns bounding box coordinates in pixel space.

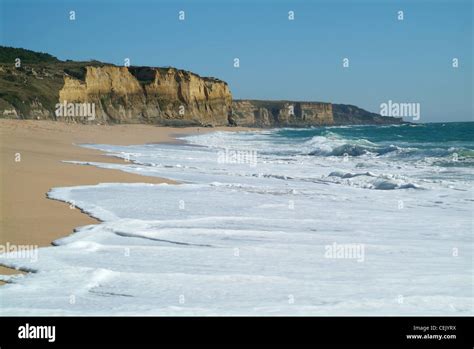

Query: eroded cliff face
[58,66,233,125]
[231,100,333,127]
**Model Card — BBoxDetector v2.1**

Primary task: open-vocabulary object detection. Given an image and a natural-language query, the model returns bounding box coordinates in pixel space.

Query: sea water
[0,122,472,315]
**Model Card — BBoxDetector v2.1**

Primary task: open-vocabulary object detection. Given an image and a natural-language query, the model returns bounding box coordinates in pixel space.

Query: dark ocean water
[270,122,474,166]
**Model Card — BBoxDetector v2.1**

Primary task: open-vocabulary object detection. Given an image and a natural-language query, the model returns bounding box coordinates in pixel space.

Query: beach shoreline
[0,119,251,283]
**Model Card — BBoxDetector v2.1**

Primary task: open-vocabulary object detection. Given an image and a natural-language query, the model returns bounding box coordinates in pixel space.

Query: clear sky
[0,0,472,122]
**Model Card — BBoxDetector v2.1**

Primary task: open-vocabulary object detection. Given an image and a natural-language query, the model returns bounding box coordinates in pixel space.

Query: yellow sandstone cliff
[59,66,233,126]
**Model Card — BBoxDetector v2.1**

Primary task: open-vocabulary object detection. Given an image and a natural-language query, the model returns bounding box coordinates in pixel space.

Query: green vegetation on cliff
[0,46,59,64]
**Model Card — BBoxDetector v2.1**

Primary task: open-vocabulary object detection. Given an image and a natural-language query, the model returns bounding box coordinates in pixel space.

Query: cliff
[231,100,333,127]
[0,47,232,126]
[58,66,232,125]
[0,46,404,127]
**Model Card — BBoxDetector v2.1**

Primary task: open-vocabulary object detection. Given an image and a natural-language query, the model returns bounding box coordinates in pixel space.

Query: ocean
[0,122,472,315]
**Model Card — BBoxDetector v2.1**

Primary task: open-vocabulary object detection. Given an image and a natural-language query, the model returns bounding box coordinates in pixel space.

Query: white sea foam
[0,130,472,315]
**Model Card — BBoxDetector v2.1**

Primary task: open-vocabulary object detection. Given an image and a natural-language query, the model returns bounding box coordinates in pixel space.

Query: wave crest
[306,133,400,157]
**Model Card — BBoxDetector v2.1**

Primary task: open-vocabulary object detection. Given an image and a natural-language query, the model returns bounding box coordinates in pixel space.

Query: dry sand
[0,120,250,282]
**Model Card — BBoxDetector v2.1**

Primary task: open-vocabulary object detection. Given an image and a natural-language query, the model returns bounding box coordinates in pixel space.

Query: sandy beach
[0,119,249,282]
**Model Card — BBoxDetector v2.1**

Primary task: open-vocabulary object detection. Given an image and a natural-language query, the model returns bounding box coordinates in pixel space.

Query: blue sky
[0,0,472,122]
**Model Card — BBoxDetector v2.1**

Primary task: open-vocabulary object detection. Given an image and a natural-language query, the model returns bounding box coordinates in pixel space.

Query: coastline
[0,119,251,283]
